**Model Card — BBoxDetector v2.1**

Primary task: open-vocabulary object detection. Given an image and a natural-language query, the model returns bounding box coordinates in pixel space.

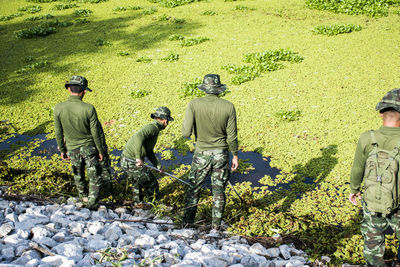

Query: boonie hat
[197,74,227,94]
[376,88,400,113]
[151,106,174,121]
[65,75,92,92]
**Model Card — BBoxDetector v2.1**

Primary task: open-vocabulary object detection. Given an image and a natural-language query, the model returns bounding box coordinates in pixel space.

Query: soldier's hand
[349,192,361,205]
[136,159,144,167]
[159,167,164,174]
[231,155,239,172]
[61,152,70,160]
[98,154,104,162]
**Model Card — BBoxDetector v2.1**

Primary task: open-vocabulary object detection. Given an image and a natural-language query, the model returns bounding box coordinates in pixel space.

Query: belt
[197,149,227,155]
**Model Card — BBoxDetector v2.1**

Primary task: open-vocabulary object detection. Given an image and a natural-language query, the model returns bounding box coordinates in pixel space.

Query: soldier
[54,75,104,210]
[182,74,239,229]
[120,107,173,204]
[349,89,400,266]
[98,122,113,197]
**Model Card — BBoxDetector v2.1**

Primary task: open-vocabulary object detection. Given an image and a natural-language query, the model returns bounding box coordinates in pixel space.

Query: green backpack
[363,131,400,215]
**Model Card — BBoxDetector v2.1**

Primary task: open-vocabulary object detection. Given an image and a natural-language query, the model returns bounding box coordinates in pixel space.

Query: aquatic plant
[312,24,362,36]
[136,56,152,63]
[74,9,93,17]
[148,0,201,8]
[180,36,209,47]
[52,3,79,10]
[25,14,54,21]
[130,89,150,98]
[141,7,158,15]
[161,52,179,61]
[0,13,24,21]
[94,38,111,46]
[18,5,42,14]
[201,10,216,15]
[15,59,50,74]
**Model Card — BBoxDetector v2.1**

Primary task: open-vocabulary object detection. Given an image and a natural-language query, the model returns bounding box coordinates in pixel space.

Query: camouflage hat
[197,74,227,94]
[65,75,92,92]
[151,106,174,121]
[376,88,400,113]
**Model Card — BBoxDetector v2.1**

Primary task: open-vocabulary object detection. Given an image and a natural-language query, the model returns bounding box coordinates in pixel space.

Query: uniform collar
[379,126,400,133]
[68,95,83,101]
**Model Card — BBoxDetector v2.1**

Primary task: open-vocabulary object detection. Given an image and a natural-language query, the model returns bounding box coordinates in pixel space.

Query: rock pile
[0,198,310,267]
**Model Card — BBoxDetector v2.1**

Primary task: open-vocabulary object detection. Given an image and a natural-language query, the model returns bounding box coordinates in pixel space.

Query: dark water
[0,134,301,189]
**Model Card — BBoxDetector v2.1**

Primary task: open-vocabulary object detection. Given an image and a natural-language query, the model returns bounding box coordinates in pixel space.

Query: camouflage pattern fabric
[361,203,400,267]
[120,156,159,203]
[376,88,400,113]
[68,146,102,209]
[183,151,229,228]
[99,150,113,198]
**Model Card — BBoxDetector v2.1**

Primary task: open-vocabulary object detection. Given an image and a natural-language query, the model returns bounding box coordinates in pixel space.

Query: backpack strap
[370,130,378,147]
[370,131,383,184]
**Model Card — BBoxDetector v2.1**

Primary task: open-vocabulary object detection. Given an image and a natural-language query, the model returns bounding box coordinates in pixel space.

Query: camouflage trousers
[183,150,229,228]
[99,150,113,198]
[120,156,159,204]
[68,146,102,209]
[361,203,400,267]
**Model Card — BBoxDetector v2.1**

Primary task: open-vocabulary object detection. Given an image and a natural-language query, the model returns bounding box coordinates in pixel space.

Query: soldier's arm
[349,136,368,194]
[89,107,105,155]
[54,107,67,154]
[226,105,238,156]
[182,103,194,138]
[132,125,154,159]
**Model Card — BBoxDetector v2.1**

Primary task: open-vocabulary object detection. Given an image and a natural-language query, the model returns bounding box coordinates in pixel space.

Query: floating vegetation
[234,5,256,11]
[25,14,54,21]
[201,10,216,15]
[26,0,57,2]
[94,38,111,46]
[0,13,24,21]
[136,56,152,63]
[179,77,230,98]
[130,89,150,98]
[180,36,210,47]
[15,20,73,39]
[74,9,93,17]
[52,3,79,10]
[18,5,42,14]
[15,58,49,74]
[312,24,362,36]
[158,14,186,23]
[275,110,302,122]
[168,34,184,41]
[75,18,90,24]
[117,51,130,56]
[161,52,179,61]
[148,0,201,8]
[305,0,400,17]
[113,6,143,12]
[76,0,108,3]
[222,49,304,84]
[141,7,158,15]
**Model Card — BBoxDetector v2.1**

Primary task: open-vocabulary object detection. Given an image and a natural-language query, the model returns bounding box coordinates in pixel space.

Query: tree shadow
[0,10,203,105]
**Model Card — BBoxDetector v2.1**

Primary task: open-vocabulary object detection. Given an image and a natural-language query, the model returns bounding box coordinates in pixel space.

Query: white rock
[16,228,29,239]
[117,235,134,247]
[87,221,104,235]
[49,213,70,227]
[211,250,234,264]
[69,222,85,236]
[279,244,291,260]
[164,252,180,265]
[156,233,169,243]
[290,256,307,263]
[32,236,58,248]
[134,234,155,249]
[32,226,51,239]
[73,209,91,220]
[240,256,258,267]
[190,239,206,251]
[199,255,228,267]
[105,224,123,241]
[12,249,41,265]
[250,253,267,265]
[41,255,75,267]
[52,232,67,243]
[201,244,217,254]
[265,247,281,258]
[232,244,250,254]
[249,243,270,256]
[162,241,180,249]
[3,233,29,246]
[87,239,109,251]
[1,246,15,261]
[52,242,83,263]
[5,213,18,223]
[172,229,196,239]
[0,222,14,237]
[183,251,202,261]
[26,258,40,267]
[273,260,290,267]
[144,229,160,237]
[171,260,202,267]
[170,247,185,257]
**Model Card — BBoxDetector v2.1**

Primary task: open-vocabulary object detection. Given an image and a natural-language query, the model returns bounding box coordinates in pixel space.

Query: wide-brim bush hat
[65,75,92,91]
[151,106,174,121]
[197,74,227,94]
[376,88,400,113]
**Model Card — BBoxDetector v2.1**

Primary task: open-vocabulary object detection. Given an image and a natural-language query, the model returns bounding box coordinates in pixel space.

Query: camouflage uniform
[98,123,113,197]
[182,74,238,229]
[120,156,159,203]
[350,89,400,266]
[54,76,104,209]
[121,107,173,204]
[183,150,229,227]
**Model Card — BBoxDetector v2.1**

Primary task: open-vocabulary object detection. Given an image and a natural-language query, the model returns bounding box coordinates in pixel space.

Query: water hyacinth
[312,24,362,36]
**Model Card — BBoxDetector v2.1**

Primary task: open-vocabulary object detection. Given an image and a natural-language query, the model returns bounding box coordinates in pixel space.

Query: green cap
[151,106,174,121]
[65,75,91,92]
[376,88,400,113]
[197,74,227,94]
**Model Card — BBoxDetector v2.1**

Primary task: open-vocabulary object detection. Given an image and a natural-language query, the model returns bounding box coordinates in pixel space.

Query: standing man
[98,122,113,198]
[120,107,174,205]
[54,75,104,210]
[349,89,400,267]
[182,74,239,229]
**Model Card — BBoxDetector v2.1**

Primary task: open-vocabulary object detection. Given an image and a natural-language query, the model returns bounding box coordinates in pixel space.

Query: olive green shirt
[54,95,104,154]
[122,120,164,168]
[350,126,400,194]
[182,94,238,156]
